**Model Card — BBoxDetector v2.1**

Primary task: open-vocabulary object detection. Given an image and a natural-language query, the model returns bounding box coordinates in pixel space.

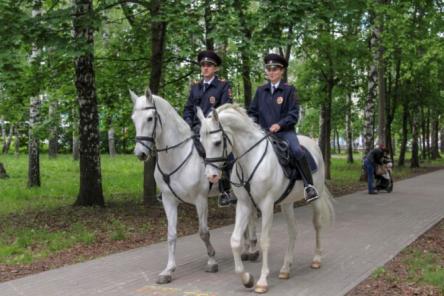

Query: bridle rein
[204,121,295,209]
[134,103,194,204]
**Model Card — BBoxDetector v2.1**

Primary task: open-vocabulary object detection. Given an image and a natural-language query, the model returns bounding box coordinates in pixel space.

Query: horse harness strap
[135,102,194,205]
[156,141,195,205]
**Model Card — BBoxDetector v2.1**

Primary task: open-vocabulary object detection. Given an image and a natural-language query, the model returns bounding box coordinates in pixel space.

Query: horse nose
[137,152,147,161]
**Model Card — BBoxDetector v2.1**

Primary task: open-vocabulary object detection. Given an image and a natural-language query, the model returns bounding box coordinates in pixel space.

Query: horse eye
[214,140,222,147]
[147,117,153,122]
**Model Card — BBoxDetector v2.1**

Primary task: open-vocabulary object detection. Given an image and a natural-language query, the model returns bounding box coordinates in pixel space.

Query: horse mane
[150,95,191,135]
[213,103,264,136]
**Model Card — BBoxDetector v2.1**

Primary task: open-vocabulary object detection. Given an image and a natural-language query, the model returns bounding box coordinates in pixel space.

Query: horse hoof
[156,275,172,284]
[311,261,321,269]
[254,285,268,294]
[278,271,290,279]
[206,263,218,273]
[243,273,255,288]
[241,253,249,261]
[248,251,260,261]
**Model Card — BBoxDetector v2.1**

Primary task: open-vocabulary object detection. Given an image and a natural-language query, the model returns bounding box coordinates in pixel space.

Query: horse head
[130,88,160,161]
[198,106,234,184]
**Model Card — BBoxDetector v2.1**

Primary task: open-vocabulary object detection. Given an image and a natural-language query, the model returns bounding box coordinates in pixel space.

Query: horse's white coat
[130,91,257,283]
[198,104,335,293]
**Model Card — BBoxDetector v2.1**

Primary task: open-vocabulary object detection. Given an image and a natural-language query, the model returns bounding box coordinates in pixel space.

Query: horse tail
[312,184,335,230]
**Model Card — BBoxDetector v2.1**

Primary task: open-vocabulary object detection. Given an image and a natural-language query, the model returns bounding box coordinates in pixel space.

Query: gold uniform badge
[276,96,284,105]
[209,96,216,105]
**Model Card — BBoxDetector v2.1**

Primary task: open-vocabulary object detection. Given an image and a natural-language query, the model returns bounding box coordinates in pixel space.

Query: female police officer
[248,53,319,203]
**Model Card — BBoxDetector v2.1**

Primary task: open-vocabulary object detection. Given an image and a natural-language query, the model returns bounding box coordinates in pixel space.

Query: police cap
[264,53,288,69]
[197,50,222,66]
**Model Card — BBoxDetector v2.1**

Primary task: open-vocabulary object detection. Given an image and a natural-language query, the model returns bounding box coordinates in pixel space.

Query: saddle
[269,135,318,180]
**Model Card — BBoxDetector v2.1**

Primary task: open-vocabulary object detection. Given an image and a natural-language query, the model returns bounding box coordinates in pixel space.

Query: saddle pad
[270,137,318,180]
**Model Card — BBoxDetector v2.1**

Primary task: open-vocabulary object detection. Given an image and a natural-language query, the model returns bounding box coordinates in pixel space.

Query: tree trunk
[398,102,409,167]
[73,132,80,160]
[0,118,6,152]
[48,101,59,158]
[425,108,431,160]
[234,0,253,107]
[377,5,387,147]
[431,116,440,159]
[73,0,104,206]
[27,0,43,188]
[410,106,420,168]
[143,0,168,205]
[28,96,41,187]
[440,127,444,153]
[203,0,214,51]
[3,124,14,154]
[108,127,117,156]
[346,93,353,163]
[420,106,426,160]
[0,163,9,179]
[335,128,341,154]
[14,126,20,157]
[319,82,333,180]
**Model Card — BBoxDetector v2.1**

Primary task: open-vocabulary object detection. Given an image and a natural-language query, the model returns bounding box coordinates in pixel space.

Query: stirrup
[304,185,319,203]
[218,191,236,208]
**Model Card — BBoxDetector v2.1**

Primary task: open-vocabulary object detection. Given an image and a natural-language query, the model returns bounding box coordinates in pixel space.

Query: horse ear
[129,89,138,104]
[212,108,219,122]
[196,107,205,122]
[145,87,153,103]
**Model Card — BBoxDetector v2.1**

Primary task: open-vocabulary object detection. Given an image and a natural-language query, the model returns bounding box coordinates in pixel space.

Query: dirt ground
[1,166,443,296]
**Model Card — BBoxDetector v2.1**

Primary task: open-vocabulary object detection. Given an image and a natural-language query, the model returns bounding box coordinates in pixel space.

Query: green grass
[0,222,96,264]
[0,154,143,215]
[404,250,444,292]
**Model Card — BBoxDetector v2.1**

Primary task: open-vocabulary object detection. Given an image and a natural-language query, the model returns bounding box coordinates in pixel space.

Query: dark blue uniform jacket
[183,76,232,130]
[248,82,304,159]
[248,82,300,131]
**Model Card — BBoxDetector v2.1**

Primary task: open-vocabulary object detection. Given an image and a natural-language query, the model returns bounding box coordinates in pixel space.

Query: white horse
[197,104,335,294]
[130,89,258,284]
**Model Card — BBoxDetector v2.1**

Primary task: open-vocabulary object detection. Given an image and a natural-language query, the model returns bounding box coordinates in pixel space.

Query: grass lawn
[0,154,143,215]
[0,152,443,284]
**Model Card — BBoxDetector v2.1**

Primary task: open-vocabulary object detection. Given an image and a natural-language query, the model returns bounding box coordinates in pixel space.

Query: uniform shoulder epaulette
[219,78,226,83]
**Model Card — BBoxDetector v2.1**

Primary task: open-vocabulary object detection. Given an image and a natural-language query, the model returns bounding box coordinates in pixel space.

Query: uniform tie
[271,85,276,95]
[203,83,209,92]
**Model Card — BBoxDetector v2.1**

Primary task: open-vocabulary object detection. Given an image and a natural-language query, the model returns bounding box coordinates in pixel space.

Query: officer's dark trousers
[363,158,376,193]
[275,131,312,186]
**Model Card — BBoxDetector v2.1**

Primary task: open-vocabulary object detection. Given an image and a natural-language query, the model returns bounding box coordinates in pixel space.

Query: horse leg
[157,195,178,284]
[195,196,218,273]
[311,199,323,269]
[278,202,297,279]
[231,200,255,289]
[242,207,259,261]
[255,199,274,294]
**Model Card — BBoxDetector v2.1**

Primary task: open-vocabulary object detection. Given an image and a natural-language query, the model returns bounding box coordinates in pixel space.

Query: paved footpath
[1,170,444,296]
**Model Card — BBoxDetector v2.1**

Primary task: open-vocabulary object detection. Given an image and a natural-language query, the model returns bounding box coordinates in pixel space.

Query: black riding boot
[218,169,237,207]
[295,155,319,203]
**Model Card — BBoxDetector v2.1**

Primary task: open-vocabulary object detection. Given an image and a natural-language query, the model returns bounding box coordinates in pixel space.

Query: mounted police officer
[183,50,236,206]
[247,53,319,203]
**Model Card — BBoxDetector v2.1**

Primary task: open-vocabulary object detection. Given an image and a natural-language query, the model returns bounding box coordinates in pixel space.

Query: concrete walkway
[1,170,443,296]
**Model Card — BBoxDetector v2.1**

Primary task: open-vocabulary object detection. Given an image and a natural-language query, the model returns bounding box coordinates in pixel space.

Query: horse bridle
[204,122,233,170]
[135,104,162,154]
[134,102,194,204]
